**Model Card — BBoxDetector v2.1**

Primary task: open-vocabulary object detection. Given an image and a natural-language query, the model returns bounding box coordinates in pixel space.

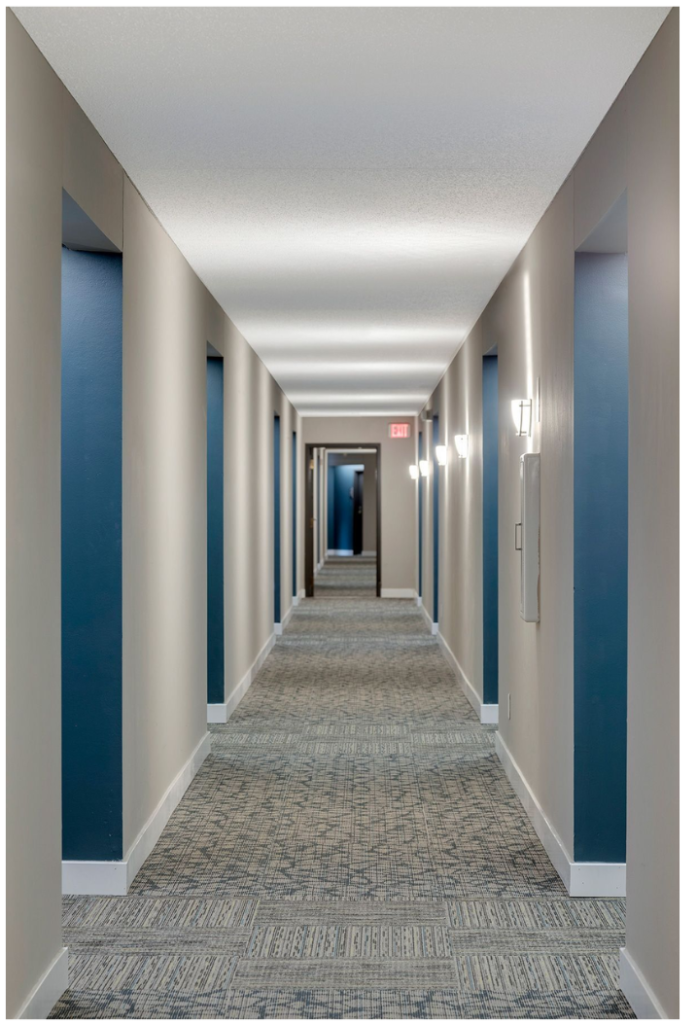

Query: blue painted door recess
[292,431,298,597]
[274,416,281,623]
[432,415,440,624]
[573,251,628,863]
[207,358,225,704]
[61,246,123,861]
[482,356,499,705]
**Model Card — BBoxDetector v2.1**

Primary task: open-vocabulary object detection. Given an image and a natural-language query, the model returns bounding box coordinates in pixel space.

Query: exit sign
[389,422,411,439]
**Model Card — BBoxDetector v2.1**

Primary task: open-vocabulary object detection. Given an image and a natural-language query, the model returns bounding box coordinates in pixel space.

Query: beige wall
[301,418,417,593]
[422,11,678,1017]
[7,15,65,1018]
[6,13,298,1017]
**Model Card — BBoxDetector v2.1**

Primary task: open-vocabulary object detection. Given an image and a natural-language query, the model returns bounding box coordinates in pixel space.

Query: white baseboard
[299,588,306,599]
[420,601,438,635]
[292,594,300,606]
[326,549,353,556]
[17,945,68,1019]
[619,947,668,1019]
[416,595,422,607]
[381,588,415,599]
[208,631,276,723]
[362,549,377,556]
[436,630,497,724]
[62,731,211,896]
[495,732,626,897]
[274,602,294,637]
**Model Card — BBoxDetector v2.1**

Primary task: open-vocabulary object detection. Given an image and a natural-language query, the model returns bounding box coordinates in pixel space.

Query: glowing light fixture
[409,464,419,480]
[435,445,448,467]
[454,434,469,458]
[511,398,533,437]
[419,460,430,477]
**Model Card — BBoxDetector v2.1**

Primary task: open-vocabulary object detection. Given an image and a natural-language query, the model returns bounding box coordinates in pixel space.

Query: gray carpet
[51,576,633,1018]
[314,555,377,598]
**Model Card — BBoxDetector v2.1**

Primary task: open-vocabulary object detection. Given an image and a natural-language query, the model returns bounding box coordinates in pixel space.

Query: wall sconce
[409,464,419,480]
[435,445,447,467]
[419,460,430,477]
[454,434,469,458]
[511,398,533,437]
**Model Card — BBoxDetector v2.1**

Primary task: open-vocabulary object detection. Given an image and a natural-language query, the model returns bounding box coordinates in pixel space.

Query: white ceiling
[16,7,668,415]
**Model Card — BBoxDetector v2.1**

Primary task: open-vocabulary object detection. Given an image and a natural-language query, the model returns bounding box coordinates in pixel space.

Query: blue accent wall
[432,416,440,624]
[61,247,123,861]
[292,431,297,596]
[418,432,423,598]
[482,356,499,705]
[207,358,225,704]
[332,464,363,551]
[327,465,336,549]
[574,251,628,863]
[274,416,281,622]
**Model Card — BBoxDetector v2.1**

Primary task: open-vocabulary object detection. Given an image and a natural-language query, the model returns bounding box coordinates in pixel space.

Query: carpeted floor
[52,574,633,1019]
[314,555,377,598]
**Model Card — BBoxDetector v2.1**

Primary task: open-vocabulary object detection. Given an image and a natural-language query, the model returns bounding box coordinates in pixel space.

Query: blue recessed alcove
[61,238,123,862]
[573,239,628,864]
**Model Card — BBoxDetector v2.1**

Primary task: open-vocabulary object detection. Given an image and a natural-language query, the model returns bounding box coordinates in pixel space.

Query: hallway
[315,555,377,599]
[53,587,631,1020]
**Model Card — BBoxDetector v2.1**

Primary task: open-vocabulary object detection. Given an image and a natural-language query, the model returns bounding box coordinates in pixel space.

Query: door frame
[304,442,381,598]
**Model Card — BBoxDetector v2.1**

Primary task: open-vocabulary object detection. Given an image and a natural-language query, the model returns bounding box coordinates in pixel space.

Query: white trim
[208,631,276,723]
[362,549,377,556]
[436,630,497,724]
[480,703,499,725]
[62,732,211,896]
[274,602,294,637]
[17,946,68,1020]
[495,732,626,897]
[416,595,422,607]
[381,588,415,599]
[326,548,353,556]
[292,594,299,606]
[420,601,438,635]
[299,588,306,600]
[619,947,669,1019]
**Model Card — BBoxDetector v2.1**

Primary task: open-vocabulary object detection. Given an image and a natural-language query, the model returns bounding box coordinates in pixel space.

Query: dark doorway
[352,470,364,554]
[207,352,225,706]
[273,415,281,626]
[305,444,381,598]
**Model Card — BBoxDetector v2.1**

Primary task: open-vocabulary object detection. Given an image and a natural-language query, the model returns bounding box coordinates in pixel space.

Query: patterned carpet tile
[51,571,632,1018]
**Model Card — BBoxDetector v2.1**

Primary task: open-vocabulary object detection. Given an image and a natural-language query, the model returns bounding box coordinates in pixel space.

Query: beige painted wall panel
[624,11,679,1018]
[573,92,628,250]
[430,321,485,700]
[6,13,65,1017]
[62,90,124,249]
[122,178,209,853]
[302,417,417,592]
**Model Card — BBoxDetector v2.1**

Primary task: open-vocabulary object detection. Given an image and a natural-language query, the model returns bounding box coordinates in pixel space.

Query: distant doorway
[305,444,381,597]
[206,348,225,706]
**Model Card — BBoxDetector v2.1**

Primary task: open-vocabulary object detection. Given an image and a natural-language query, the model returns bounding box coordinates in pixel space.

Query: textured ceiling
[15,7,668,415]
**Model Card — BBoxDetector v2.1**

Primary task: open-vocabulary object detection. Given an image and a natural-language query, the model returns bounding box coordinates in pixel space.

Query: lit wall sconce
[511,398,533,437]
[409,464,419,480]
[419,460,430,477]
[435,445,447,467]
[454,434,469,458]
